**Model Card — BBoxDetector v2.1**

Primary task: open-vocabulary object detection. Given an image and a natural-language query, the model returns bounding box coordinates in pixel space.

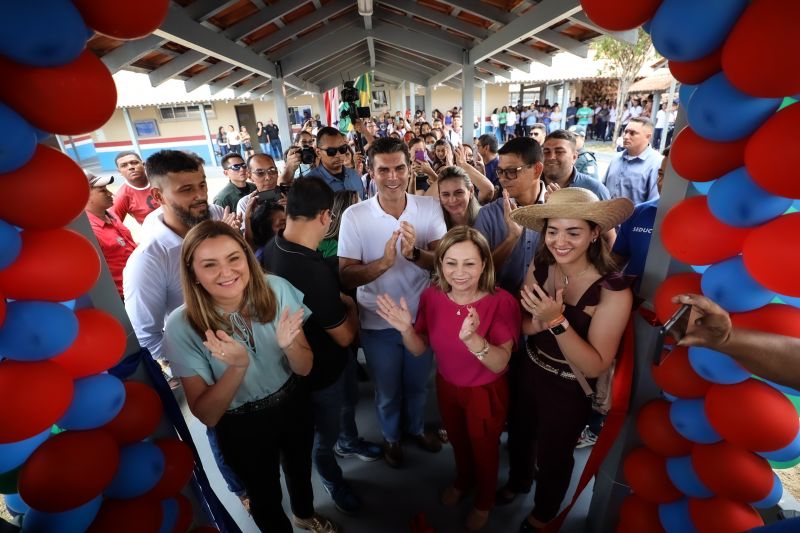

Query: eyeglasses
[252,167,279,177]
[495,164,533,180]
[225,163,246,171]
[320,145,350,157]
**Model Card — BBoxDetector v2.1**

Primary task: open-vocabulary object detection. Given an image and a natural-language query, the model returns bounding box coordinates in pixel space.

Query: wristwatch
[406,246,421,262]
[549,317,570,336]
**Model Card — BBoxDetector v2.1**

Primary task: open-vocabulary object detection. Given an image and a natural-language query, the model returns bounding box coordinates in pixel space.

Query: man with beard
[541,130,610,200]
[124,150,240,367]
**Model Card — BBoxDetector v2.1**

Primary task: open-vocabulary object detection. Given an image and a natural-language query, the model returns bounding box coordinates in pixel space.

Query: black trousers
[215,379,315,532]
[506,351,591,523]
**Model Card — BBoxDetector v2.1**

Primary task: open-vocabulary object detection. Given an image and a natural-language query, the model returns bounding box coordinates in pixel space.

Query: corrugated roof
[113,70,243,108]
[492,51,614,85]
[629,69,677,93]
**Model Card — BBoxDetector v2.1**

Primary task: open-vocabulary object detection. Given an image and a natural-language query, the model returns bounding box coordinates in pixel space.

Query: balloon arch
[1,0,800,532]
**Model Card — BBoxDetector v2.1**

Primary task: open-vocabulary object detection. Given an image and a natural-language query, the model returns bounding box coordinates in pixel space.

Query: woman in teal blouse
[164,220,338,533]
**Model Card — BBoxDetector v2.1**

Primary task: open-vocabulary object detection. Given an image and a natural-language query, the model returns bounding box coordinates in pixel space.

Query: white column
[315,93,327,125]
[560,80,570,130]
[480,82,487,136]
[462,58,475,145]
[400,81,407,115]
[424,85,433,120]
[273,76,292,152]
[121,108,141,156]
[198,103,218,166]
[409,82,416,113]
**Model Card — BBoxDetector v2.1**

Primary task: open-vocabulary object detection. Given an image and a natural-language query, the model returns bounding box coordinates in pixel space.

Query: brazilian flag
[355,72,372,108]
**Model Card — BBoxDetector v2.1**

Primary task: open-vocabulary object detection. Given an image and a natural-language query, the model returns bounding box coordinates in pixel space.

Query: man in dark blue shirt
[477,133,500,187]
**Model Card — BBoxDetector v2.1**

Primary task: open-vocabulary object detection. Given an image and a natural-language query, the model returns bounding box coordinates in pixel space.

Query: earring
[592,238,597,243]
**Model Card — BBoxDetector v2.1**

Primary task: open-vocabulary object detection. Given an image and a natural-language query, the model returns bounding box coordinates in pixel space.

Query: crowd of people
[80,103,682,532]
[216,120,284,162]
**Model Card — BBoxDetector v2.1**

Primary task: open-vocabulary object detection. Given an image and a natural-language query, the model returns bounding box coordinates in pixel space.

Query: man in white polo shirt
[338,137,447,468]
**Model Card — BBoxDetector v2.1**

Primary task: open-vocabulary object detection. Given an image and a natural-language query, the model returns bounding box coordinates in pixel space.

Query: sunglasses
[320,145,350,157]
[252,167,279,177]
[225,163,246,171]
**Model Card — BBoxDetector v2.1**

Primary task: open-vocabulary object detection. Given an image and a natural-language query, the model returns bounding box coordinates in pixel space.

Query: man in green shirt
[213,152,256,212]
[575,100,594,135]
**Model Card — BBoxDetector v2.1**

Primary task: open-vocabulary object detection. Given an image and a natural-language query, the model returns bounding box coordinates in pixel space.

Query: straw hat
[510,187,634,233]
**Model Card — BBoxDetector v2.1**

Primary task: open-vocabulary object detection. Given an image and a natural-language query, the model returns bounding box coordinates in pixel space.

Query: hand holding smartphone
[654,303,691,366]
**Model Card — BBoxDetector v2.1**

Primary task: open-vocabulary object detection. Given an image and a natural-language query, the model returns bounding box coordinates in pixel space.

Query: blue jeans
[360,328,433,443]
[270,139,283,160]
[259,142,269,156]
[311,370,346,490]
[338,349,361,448]
[206,426,245,496]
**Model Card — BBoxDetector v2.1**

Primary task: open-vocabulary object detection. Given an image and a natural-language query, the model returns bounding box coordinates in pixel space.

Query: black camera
[339,80,372,125]
[300,147,316,165]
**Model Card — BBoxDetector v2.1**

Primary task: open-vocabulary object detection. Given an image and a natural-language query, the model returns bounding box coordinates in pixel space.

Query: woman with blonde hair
[163,220,338,533]
[377,226,521,531]
[425,166,482,229]
[499,188,634,532]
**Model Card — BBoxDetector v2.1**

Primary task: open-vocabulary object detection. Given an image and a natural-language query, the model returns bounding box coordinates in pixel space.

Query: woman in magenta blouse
[377,226,521,531]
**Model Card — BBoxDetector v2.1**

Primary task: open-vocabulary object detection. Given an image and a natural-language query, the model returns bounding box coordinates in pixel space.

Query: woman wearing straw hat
[506,187,634,532]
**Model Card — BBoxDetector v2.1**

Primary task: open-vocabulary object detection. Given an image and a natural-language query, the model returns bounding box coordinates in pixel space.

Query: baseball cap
[86,171,114,187]
[568,126,586,137]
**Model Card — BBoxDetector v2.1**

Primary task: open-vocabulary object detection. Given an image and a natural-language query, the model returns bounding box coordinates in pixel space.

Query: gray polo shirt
[604,146,663,204]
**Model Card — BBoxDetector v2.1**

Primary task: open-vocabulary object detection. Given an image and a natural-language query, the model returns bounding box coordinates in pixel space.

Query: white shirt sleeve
[123,249,169,360]
[337,206,362,261]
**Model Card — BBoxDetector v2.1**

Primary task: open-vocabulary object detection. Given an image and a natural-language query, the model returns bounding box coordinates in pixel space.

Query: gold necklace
[557,264,592,287]
[446,291,474,316]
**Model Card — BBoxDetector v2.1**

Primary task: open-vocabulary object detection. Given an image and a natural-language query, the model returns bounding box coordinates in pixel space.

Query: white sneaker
[576,426,598,449]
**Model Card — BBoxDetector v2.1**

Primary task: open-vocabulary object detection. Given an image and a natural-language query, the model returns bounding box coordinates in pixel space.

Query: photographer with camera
[237,153,287,225]
[281,130,317,184]
[305,127,365,199]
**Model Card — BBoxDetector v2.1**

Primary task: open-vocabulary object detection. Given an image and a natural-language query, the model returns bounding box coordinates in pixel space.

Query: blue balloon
[0,429,49,473]
[707,167,792,227]
[759,430,800,462]
[688,346,750,384]
[688,73,782,142]
[777,293,800,310]
[659,498,698,533]
[0,0,88,67]
[666,456,714,498]
[0,102,37,173]
[752,472,783,509]
[23,495,102,532]
[651,0,748,62]
[59,300,77,310]
[0,219,23,271]
[692,179,715,195]
[642,19,653,35]
[5,492,29,515]
[105,442,165,499]
[679,83,698,111]
[690,264,709,274]
[0,301,78,361]
[159,498,179,533]
[33,128,51,142]
[58,374,126,431]
[701,255,776,313]
[669,398,722,444]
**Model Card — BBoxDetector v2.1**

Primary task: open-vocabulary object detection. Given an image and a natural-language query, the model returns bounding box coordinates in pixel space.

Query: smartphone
[257,189,280,203]
[414,149,426,163]
[654,303,691,365]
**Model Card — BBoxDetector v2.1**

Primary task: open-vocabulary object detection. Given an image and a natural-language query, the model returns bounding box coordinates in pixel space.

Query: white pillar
[315,93,327,125]
[560,80,570,130]
[198,102,218,166]
[409,82,416,113]
[462,58,475,145]
[121,108,141,156]
[400,81,407,115]
[273,76,292,152]
[480,82,487,136]
[424,85,433,120]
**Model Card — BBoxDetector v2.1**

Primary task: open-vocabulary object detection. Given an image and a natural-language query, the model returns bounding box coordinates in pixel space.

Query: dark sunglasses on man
[320,145,350,157]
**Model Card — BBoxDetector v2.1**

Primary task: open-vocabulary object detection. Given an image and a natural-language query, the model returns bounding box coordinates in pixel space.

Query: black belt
[226,374,299,415]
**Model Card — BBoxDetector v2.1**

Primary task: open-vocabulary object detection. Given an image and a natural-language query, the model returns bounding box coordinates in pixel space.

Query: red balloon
[670,127,748,183]
[623,447,682,503]
[50,309,127,379]
[688,497,764,533]
[72,0,169,40]
[706,379,799,452]
[102,381,163,445]
[148,438,195,499]
[0,51,116,135]
[653,273,702,324]
[173,494,193,533]
[722,0,800,98]
[19,429,120,512]
[652,345,712,398]
[0,228,100,302]
[668,48,722,85]
[731,303,800,338]
[692,441,774,502]
[742,214,800,297]
[0,360,73,444]
[88,496,162,533]
[636,400,693,457]
[580,0,662,31]
[618,494,665,533]
[745,105,800,198]
[661,197,750,266]
[0,145,88,230]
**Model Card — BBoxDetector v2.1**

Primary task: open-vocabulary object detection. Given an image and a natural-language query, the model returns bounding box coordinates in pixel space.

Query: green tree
[594,29,655,141]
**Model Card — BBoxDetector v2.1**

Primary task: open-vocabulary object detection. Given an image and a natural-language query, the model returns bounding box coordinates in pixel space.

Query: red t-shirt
[415,286,521,387]
[111,182,158,225]
[86,210,137,297]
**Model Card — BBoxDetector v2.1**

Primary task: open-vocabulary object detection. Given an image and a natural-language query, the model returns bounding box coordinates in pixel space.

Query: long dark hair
[534,220,619,276]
